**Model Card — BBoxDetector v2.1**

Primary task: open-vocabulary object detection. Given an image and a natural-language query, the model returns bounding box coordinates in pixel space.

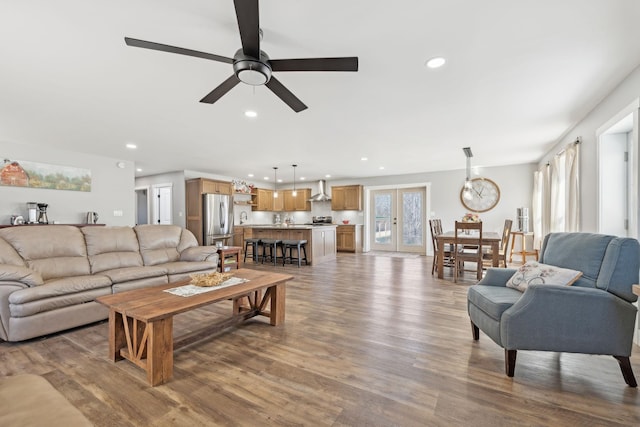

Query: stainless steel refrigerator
[203,193,233,246]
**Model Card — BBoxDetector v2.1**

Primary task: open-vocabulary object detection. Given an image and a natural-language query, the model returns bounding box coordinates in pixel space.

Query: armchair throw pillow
[506,261,582,292]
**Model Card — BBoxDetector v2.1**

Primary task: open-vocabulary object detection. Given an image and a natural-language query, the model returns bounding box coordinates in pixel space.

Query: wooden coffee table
[96,269,293,386]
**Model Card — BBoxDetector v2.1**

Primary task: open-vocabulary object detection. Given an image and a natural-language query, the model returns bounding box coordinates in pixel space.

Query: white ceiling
[2,0,640,183]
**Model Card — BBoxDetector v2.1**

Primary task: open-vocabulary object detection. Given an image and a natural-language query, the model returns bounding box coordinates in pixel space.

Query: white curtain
[564,143,580,231]
[532,141,580,246]
[532,166,549,249]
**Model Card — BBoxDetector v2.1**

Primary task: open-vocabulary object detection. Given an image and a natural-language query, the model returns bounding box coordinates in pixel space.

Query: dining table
[435,231,502,279]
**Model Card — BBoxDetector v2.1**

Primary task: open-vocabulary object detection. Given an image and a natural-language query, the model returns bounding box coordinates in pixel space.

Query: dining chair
[429,219,452,275]
[453,221,483,282]
[483,219,512,268]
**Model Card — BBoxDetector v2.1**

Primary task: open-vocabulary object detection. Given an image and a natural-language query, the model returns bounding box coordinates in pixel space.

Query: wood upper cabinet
[201,179,232,195]
[185,178,232,245]
[283,188,311,211]
[253,188,274,211]
[331,185,363,210]
[273,191,284,212]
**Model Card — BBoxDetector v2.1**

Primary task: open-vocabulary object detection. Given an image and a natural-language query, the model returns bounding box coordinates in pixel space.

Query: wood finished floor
[2,253,640,426]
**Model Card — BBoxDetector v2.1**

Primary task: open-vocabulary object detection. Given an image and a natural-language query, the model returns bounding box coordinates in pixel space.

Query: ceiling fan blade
[125,37,233,64]
[270,57,359,72]
[233,0,260,58]
[199,75,241,104]
[265,76,307,113]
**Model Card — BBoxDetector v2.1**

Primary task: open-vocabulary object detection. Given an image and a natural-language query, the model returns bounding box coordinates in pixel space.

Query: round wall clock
[460,178,501,213]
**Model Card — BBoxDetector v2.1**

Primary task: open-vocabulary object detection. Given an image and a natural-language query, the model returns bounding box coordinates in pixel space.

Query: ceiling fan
[125,0,359,112]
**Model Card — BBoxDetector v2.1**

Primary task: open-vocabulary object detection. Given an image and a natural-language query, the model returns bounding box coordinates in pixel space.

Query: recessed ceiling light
[300,177,306,180]
[426,57,446,69]
[126,143,137,149]
[361,157,368,161]
[325,174,331,178]
[245,110,257,118]
[277,179,283,183]
[379,166,385,170]
[136,168,142,172]
[264,176,269,180]
[248,173,254,177]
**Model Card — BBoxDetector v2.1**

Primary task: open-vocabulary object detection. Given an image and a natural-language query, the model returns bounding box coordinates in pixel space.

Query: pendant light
[292,164,297,197]
[462,147,473,201]
[273,167,278,198]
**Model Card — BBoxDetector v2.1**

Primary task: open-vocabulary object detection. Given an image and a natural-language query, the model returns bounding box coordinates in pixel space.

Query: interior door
[370,187,426,253]
[152,184,173,225]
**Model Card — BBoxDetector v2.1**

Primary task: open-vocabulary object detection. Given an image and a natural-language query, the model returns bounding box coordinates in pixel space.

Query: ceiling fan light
[237,69,268,85]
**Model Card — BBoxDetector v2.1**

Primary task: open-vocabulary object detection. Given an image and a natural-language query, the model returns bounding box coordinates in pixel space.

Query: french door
[370,187,426,253]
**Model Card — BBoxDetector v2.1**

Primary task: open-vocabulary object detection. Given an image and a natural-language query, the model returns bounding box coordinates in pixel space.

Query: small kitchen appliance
[86,211,99,224]
[27,202,38,223]
[37,203,49,224]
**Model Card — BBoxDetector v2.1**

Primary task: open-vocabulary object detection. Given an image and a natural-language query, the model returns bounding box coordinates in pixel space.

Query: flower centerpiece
[462,212,480,223]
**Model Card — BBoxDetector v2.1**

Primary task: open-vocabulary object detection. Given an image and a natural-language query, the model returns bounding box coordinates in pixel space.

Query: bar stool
[243,238,261,263]
[282,239,308,267]
[260,238,282,265]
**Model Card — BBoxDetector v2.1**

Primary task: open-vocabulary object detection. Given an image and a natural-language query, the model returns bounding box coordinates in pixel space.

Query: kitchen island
[243,224,337,265]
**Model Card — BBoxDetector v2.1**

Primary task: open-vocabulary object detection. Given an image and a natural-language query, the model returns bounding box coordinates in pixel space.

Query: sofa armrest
[0,265,43,287]
[501,285,638,355]
[180,246,220,263]
[476,268,517,287]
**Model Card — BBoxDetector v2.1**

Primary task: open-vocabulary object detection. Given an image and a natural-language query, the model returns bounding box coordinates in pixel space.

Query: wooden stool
[509,231,539,263]
[261,239,282,265]
[244,238,261,263]
[282,239,308,267]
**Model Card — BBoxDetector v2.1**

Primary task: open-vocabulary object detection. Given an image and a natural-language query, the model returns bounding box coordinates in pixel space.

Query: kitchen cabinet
[241,226,336,265]
[312,227,337,263]
[186,178,233,245]
[232,226,244,253]
[252,188,292,211]
[253,188,274,211]
[336,224,362,252]
[283,188,311,211]
[331,185,363,211]
[201,179,232,195]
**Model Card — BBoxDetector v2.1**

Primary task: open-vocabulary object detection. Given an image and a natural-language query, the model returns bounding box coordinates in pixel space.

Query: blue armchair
[467,232,639,386]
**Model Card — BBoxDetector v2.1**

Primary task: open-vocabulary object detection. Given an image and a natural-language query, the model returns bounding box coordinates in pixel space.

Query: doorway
[134,186,150,225]
[597,99,639,238]
[369,186,426,253]
[152,184,173,225]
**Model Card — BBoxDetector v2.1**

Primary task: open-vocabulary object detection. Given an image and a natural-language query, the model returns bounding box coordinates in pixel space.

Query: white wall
[135,171,186,228]
[0,141,135,225]
[328,163,536,236]
[539,64,640,233]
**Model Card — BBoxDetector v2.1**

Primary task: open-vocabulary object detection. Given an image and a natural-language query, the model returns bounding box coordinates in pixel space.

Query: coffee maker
[27,202,38,224]
[37,203,49,224]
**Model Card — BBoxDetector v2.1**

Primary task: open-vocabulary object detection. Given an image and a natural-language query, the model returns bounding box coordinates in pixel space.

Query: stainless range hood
[308,179,331,202]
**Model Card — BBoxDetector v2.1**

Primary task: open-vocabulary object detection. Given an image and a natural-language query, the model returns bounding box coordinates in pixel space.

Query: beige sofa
[0,224,219,342]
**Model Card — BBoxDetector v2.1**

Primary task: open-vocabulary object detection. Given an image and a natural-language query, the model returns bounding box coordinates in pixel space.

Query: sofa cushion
[539,233,612,288]
[0,265,44,287]
[82,226,144,273]
[134,225,183,265]
[467,285,522,321]
[162,260,218,275]
[0,226,90,280]
[506,261,582,292]
[10,287,111,317]
[8,275,112,305]
[0,237,25,266]
[99,265,167,284]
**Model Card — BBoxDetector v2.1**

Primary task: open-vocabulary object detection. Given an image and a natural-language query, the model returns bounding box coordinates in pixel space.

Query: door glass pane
[402,191,422,246]
[374,194,392,244]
